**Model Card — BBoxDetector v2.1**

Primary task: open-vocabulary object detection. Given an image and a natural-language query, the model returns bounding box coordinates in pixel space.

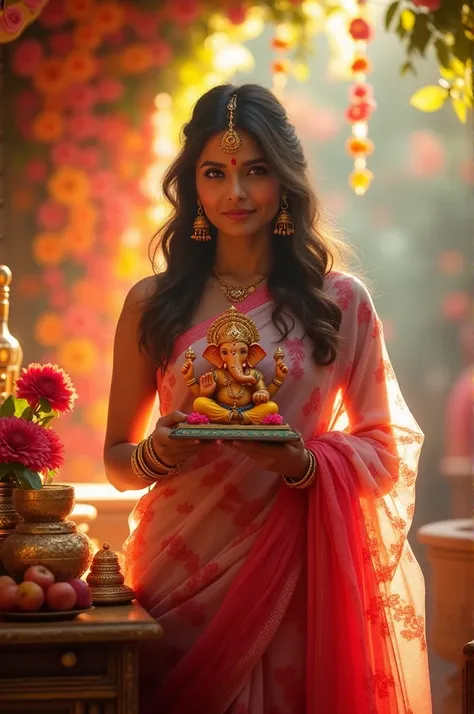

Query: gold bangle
[145,435,182,477]
[131,444,160,483]
[272,378,283,387]
[186,378,197,386]
[283,450,317,490]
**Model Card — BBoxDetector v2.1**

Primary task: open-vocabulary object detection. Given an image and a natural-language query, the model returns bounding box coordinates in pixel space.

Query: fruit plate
[0,606,94,622]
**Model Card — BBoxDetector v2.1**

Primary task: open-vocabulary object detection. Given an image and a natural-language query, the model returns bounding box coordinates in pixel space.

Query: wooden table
[0,602,162,714]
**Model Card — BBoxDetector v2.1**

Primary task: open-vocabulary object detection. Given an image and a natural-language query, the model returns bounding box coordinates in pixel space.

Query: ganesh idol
[180,306,289,426]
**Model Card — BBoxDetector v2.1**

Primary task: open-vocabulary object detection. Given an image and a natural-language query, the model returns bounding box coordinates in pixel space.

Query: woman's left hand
[232,438,310,480]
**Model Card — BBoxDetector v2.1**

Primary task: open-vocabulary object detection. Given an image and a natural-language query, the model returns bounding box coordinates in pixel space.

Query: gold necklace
[214,271,267,304]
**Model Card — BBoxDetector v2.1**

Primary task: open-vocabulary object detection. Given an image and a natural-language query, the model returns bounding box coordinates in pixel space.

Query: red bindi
[231,157,237,165]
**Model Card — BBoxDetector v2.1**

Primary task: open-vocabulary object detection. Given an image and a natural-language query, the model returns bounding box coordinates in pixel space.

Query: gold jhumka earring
[273,191,294,236]
[191,199,211,241]
[220,94,243,154]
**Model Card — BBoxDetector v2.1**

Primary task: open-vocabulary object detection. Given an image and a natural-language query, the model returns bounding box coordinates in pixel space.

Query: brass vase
[0,481,21,576]
[1,484,93,582]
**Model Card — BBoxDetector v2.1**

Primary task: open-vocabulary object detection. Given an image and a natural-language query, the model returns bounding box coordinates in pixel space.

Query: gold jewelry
[144,436,182,476]
[272,378,283,387]
[186,378,197,386]
[274,191,294,236]
[192,199,211,241]
[207,305,260,347]
[283,449,317,489]
[131,443,161,483]
[214,272,267,304]
[220,94,243,154]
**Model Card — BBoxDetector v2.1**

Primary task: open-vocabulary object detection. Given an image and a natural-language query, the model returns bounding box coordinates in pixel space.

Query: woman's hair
[139,83,352,371]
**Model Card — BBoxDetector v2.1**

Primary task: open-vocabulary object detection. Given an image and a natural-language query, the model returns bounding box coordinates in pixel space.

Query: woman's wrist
[283,448,317,489]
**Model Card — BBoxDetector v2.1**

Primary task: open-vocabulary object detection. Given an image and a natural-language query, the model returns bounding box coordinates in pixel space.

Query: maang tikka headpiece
[220,94,243,154]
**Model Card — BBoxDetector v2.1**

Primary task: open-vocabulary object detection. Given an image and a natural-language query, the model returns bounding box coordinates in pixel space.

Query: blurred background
[1,1,472,712]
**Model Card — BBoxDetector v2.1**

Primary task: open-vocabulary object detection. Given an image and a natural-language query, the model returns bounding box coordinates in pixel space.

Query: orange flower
[73,23,103,51]
[70,203,98,228]
[345,137,374,157]
[123,130,144,153]
[271,38,291,50]
[272,60,289,75]
[57,338,98,377]
[72,279,105,309]
[65,0,95,21]
[93,1,125,34]
[121,44,153,74]
[32,111,64,142]
[32,233,66,266]
[33,58,65,94]
[48,167,90,206]
[117,160,139,179]
[63,225,96,257]
[34,313,64,347]
[63,51,97,83]
[351,56,371,74]
[84,399,109,430]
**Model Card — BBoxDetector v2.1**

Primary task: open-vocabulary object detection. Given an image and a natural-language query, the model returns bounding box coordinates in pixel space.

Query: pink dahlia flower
[262,414,284,425]
[0,417,50,471]
[16,363,77,413]
[42,428,65,470]
[187,412,210,425]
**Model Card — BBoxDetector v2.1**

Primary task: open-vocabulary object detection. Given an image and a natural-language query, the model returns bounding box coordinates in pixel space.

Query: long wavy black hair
[139,83,351,371]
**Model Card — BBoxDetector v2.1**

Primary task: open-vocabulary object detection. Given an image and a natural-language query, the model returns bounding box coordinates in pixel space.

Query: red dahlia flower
[16,363,77,413]
[42,428,65,471]
[0,417,51,472]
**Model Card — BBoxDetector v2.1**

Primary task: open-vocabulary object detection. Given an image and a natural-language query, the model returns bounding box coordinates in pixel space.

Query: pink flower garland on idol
[345,0,376,195]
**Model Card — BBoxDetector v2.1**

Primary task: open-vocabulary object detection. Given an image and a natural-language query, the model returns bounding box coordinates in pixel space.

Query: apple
[0,575,16,591]
[0,583,18,612]
[66,578,92,608]
[46,582,77,611]
[15,581,45,612]
[23,565,55,591]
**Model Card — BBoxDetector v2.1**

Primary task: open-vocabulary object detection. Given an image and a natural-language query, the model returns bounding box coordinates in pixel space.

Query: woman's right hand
[150,410,203,467]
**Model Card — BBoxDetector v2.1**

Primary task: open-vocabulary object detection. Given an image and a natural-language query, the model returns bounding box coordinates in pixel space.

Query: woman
[104,83,432,714]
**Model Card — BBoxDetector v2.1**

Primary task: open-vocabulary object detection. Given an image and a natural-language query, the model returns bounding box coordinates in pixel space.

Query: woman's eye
[204,168,224,178]
[248,165,268,176]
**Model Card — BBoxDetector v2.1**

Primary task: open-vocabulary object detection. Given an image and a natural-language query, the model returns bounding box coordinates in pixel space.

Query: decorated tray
[170,423,301,442]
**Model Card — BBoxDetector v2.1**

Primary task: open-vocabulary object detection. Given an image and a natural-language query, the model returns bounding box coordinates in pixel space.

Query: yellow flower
[32,233,66,266]
[58,338,98,376]
[49,167,90,206]
[349,168,374,196]
[84,399,109,430]
[32,111,64,142]
[35,313,64,347]
[121,44,153,74]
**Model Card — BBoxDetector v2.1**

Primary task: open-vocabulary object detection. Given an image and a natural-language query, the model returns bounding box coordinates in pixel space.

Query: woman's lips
[223,210,255,221]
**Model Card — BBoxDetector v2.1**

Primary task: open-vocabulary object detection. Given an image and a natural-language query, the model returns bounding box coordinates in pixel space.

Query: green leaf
[452,97,468,122]
[39,415,55,427]
[14,469,43,490]
[409,85,448,111]
[401,60,416,76]
[13,398,29,417]
[0,396,15,417]
[20,406,34,421]
[385,1,399,31]
[38,398,53,414]
[408,14,432,56]
[0,463,13,476]
[435,39,451,70]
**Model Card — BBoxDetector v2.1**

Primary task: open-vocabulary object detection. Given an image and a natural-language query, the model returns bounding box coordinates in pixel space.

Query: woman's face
[195,129,281,240]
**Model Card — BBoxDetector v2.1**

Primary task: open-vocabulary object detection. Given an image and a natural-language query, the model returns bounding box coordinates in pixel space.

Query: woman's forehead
[198,130,263,164]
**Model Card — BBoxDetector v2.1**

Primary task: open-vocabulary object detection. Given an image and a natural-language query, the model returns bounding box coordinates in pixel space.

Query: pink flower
[150,40,173,67]
[187,412,210,425]
[63,83,96,111]
[412,0,440,11]
[348,83,373,103]
[97,116,128,144]
[95,77,124,102]
[166,0,200,25]
[68,113,98,140]
[129,11,160,39]
[43,268,64,288]
[103,196,131,230]
[39,0,68,28]
[16,363,77,413]
[12,40,44,77]
[0,417,50,472]
[38,202,66,230]
[1,5,25,35]
[15,89,40,114]
[76,146,100,170]
[90,170,117,199]
[50,140,80,166]
[26,159,47,182]
[63,305,103,338]
[42,428,65,471]
[349,17,374,41]
[345,102,374,123]
[49,31,74,56]
[261,414,284,425]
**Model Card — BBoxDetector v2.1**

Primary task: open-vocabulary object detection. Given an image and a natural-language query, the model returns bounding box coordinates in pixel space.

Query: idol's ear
[247,343,266,367]
[202,344,222,368]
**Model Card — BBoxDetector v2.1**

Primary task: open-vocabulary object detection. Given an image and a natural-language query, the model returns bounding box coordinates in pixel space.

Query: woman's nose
[228,176,247,201]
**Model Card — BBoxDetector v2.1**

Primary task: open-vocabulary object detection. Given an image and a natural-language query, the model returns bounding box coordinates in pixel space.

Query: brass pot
[0,481,21,576]
[1,484,93,582]
[13,484,75,522]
